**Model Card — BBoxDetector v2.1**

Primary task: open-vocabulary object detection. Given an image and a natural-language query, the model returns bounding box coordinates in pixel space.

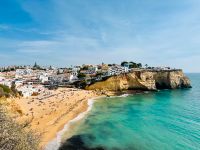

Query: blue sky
[0,0,200,72]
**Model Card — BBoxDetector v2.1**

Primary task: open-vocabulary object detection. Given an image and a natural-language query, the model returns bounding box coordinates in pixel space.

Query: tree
[57,69,61,75]
[0,84,11,95]
[49,65,53,70]
[145,64,148,68]
[0,87,4,97]
[11,82,18,96]
[33,62,37,68]
[121,61,128,67]
[82,66,89,70]
[96,72,103,77]
[129,62,138,68]
[77,73,86,79]
[33,62,41,70]
[137,63,142,68]
[0,84,19,98]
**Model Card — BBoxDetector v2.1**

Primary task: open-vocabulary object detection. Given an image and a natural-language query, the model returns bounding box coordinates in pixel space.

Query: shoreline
[6,88,103,150]
[48,92,141,150]
[44,96,104,150]
[6,89,151,150]
[44,92,141,150]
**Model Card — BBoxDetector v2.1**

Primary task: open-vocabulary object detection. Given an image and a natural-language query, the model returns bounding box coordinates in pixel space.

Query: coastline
[54,91,145,150]
[5,88,175,150]
[3,85,192,149]
[46,91,143,150]
[6,88,103,150]
[44,96,105,150]
[42,90,144,149]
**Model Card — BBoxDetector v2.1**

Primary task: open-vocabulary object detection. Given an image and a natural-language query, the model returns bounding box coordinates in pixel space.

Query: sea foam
[44,99,95,150]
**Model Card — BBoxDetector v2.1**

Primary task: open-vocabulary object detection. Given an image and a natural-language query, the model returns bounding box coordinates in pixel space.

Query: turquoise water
[60,74,200,150]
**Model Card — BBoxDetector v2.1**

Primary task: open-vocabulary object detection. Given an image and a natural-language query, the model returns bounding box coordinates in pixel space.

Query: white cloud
[17,40,59,53]
[1,0,200,72]
[0,24,10,30]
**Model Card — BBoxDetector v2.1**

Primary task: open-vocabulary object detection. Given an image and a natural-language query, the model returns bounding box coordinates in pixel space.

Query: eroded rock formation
[86,70,191,91]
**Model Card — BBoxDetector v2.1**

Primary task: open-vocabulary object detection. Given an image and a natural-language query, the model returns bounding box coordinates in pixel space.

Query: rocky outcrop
[153,70,191,89]
[85,70,191,91]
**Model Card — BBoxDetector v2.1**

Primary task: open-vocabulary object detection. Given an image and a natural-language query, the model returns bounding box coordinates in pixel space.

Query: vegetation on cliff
[0,99,40,150]
[0,83,21,98]
[86,70,191,91]
[121,61,142,68]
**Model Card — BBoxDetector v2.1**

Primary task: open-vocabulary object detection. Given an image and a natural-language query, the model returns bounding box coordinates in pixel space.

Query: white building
[17,84,44,97]
[71,67,80,76]
[0,79,12,88]
[69,74,78,82]
[0,75,5,82]
[15,80,23,88]
[15,69,33,78]
[70,67,80,78]
[39,73,49,83]
[153,66,171,71]
[88,66,98,72]
[108,66,129,76]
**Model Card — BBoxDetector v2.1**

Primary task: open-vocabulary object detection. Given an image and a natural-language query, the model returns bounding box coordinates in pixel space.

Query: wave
[44,94,130,150]
[118,94,130,97]
[44,98,96,150]
[108,94,130,99]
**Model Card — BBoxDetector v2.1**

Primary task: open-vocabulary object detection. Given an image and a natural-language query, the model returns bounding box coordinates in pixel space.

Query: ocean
[59,73,200,150]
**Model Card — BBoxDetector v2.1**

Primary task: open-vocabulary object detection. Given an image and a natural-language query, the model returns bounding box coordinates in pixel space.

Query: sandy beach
[7,88,101,149]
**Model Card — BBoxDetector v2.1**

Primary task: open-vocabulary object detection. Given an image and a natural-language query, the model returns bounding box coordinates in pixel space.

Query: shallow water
[60,73,200,150]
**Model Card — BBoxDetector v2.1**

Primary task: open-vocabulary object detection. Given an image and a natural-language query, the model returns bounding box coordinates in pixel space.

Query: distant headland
[85,69,191,95]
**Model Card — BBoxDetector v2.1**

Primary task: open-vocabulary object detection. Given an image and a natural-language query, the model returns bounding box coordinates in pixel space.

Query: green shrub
[0,84,11,94]
[0,87,4,97]
[77,73,86,78]
[0,84,20,98]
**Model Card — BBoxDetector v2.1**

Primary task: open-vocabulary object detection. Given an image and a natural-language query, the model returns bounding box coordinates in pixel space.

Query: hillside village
[0,62,173,98]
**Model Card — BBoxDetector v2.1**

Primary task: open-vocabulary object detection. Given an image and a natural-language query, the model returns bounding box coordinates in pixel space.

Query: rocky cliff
[85,70,191,91]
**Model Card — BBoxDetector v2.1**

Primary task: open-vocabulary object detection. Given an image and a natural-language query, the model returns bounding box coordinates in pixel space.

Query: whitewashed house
[15,69,33,78]
[69,74,78,82]
[88,66,98,72]
[15,80,23,88]
[108,66,129,76]
[39,73,49,83]
[0,74,5,82]
[71,67,80,76]
[17,84,43,97]
[0,79,12,88]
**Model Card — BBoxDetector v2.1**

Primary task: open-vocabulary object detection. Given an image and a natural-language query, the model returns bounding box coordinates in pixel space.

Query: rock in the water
[59,134,105,150]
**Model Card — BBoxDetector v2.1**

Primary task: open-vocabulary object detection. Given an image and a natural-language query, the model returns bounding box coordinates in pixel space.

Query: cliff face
[153,70,191,89]
[85,70,191,91]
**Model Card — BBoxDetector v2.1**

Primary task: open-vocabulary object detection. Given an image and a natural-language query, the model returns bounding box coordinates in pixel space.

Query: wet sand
[9,88,101,149]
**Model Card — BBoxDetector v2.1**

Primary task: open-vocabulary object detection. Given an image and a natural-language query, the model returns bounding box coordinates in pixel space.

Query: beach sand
[8,88,101,150]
